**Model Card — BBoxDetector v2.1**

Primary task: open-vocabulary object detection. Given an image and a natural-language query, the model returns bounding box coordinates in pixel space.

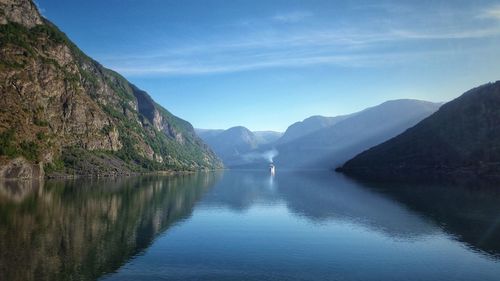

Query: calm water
[1,171,499,281]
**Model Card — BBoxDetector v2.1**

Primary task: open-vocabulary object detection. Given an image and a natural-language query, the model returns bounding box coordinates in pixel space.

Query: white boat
[269,163,276,175]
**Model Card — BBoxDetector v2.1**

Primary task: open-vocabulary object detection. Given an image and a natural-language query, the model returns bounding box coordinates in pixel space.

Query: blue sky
[37,0,500,131]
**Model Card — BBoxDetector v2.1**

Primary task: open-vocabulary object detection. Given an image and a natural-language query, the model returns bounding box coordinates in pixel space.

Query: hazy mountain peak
[338,81,500,181]
[279,114,349,144]
[275,99,441,169]
[225,126,253,134]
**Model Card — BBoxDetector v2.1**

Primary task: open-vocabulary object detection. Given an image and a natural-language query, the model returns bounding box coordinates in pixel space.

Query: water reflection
[200,170,500,255]
[200,171,437,238]
[199,171,281,211]
[1,170,500,281]
[0,179,44,202]
[0,173,220,281]
[104,171,500,281]
[357,180,500,258]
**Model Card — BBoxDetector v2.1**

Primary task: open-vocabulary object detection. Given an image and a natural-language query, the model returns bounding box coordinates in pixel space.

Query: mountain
[337,81,500,182]
[274,100,441,169]
[277,115,349,144]
[197,126,260,166]
[196,128,282,147]
[195,129,224,140]
[253,131,283,146]
[196,127,283,167]
[0,0,222,178]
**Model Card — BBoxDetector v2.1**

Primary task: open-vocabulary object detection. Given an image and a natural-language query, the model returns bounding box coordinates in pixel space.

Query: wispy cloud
[99,5,500,77]
[481,4,500,20]
[272,11,313,23]
[104,24,500,59]
[390,27,500,40]
[351,3,412,14]
[111,54,369,76]
[106,40,482,77]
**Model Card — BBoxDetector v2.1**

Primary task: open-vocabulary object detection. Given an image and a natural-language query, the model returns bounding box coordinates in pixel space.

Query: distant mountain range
[277,115,350,145]
[197,99,441,170]
[0,0,222,178]
[195,127,282,167]
[337,81,500,182]
[274,99,441,169]
[4,0,499,183]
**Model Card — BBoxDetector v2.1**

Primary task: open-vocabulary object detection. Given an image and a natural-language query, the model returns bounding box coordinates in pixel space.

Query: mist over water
[242,148,279,163]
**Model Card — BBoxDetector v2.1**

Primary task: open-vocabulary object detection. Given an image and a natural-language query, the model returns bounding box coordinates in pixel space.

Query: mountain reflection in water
[1,171,499,281]
[200,171,500,253]
[0,173,220,281]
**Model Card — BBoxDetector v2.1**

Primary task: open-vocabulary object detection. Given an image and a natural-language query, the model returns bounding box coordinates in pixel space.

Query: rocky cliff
[0,0,222,178]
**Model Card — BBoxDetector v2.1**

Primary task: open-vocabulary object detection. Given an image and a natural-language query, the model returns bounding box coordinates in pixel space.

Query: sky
[36,0,500,131]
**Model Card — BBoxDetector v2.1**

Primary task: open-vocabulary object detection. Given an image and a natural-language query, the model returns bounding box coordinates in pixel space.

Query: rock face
[0,0,42,27]
[0,0,222,177]
[0,157,43,179]
[274,100,441,169]
[337,81,500,182]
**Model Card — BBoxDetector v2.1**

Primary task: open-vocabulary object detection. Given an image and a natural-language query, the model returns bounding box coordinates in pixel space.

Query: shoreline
[1,168,225,181]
